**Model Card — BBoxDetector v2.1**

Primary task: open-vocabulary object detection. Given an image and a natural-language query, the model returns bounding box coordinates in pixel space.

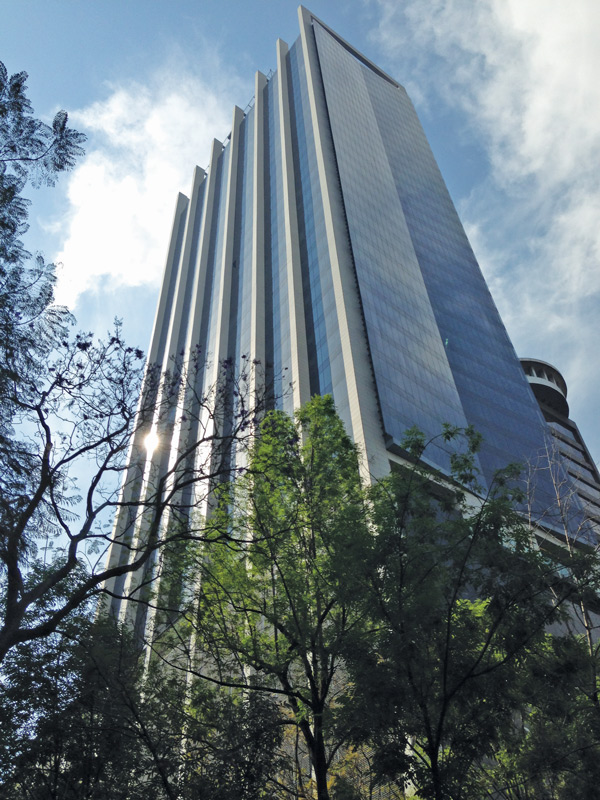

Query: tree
[476,438,600,799]
[0,614,146,800]
[0,615,285,800]
[0,59,85,419]
[0,327,265,664]
[0,59,85,264]
[158,407,593,800]
[0,60,264,665]
[478,633,600,799]
[342,427,575,800]
[171,396,372,800]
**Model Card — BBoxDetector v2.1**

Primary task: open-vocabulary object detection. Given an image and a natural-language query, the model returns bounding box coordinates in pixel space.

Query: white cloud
[370,0,600,459]
[53,59,244,308]
[373,0,600,186]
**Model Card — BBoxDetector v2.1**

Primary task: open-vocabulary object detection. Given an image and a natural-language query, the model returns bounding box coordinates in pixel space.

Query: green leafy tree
[0,614,284,800]
[478,632,600,799]
[177,395,372,800]
[343,427,573,800]
[473,437,600,799]
[180,680,286,800]
[0,613,146,799]
[0,58,85,419]
[0,59,84,268]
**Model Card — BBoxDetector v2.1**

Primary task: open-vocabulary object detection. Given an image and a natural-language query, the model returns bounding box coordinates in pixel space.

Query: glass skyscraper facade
[143,7,552,483]
[106,7,577,624]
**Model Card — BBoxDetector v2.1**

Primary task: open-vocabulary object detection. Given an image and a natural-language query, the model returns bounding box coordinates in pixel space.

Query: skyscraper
[106,7,578,623]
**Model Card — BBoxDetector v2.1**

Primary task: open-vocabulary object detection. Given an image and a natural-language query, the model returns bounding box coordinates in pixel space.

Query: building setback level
[105,7,585,627]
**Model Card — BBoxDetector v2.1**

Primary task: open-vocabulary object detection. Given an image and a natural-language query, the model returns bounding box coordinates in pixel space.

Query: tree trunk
[312,713,330,800]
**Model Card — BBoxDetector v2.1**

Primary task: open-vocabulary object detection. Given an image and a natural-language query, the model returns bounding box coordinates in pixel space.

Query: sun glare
[144,428,159,455]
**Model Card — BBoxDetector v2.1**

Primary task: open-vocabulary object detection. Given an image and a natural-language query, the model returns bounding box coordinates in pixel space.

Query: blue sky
[2,0,599,465]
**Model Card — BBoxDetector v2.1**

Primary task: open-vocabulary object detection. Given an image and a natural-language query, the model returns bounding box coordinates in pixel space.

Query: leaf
[51,110,67,135]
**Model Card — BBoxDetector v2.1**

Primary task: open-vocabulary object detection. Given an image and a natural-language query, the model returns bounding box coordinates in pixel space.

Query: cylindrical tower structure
[520,358,569,418]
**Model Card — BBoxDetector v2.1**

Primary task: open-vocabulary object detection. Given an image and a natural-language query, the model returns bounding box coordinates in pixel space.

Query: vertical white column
[276,39,311,410]
[102,192,189,614]
[208,106,245,376]
[298,8,389,479]
[137,145,225,645]
[117,168,210,625]
[164,137,224,520]
[250,72,267,402]
[177,111,244,674]
[165,137,224,495]
[160,166,206,363]
[186,107,244,517]
[147,192,191,367]
[183,140,224,358]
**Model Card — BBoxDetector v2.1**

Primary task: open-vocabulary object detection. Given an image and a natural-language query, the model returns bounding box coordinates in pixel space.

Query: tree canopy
[0,613,285,800]
[342,428,573,799]
[180,395,372,800]
[2,392,600,798]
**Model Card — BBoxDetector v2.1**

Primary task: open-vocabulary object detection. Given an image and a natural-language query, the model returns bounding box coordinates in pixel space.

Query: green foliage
[0,59,85,271]
[179,405,597,799]
[342,427,570,800]
[479,633,600,799]
[0,616,145,799]
[183,682,286,800]
[0,615,284,800]
[3,379,598,800]
[0,61,85,186]
[190,395,372,800]
[0,58,85,412]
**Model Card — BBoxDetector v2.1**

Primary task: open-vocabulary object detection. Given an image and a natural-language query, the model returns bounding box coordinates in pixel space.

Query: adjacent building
[105,7,591,627]
[521,358,600,529]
